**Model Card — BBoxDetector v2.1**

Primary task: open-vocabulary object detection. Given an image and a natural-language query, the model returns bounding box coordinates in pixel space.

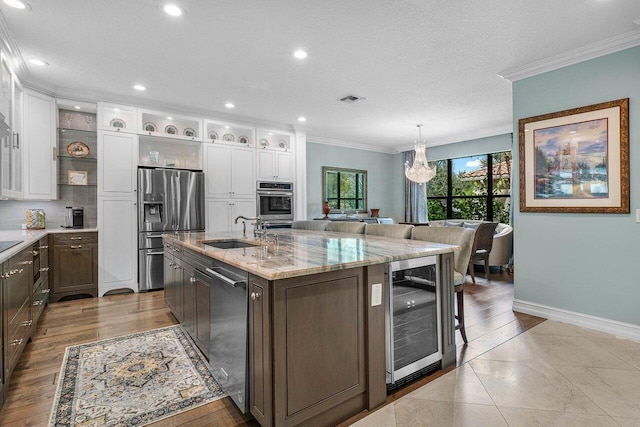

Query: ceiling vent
[338,94,366,104]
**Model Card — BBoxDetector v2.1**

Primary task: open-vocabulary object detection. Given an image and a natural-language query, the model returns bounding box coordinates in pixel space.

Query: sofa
[427,220,513,268]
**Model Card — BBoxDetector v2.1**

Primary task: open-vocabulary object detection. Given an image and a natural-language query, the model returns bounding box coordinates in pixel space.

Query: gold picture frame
[518,98,629,213]
[67,170,88,186]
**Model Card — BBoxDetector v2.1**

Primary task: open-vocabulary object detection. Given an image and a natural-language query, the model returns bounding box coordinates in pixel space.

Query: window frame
[322,166,368,213]
[427,151,511,223]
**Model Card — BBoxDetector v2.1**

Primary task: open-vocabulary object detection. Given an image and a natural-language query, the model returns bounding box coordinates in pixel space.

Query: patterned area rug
[49,325,226,426]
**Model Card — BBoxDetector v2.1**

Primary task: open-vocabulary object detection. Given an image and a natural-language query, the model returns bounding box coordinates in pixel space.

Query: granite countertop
[163,229,458,280]
[0,228,98,263]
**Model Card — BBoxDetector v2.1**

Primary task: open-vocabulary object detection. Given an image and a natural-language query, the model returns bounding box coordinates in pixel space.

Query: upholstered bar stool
[411,226,475,343]
[326,222,366,234]
[291,220,331,231]
[365,224,413,239]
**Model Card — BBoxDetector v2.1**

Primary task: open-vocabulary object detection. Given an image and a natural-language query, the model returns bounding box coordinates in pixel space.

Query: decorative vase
[370,208,380,218]
[323,201,331,219]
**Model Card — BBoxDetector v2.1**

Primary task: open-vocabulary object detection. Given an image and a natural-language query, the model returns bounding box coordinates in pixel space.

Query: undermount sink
[204,239,260,250]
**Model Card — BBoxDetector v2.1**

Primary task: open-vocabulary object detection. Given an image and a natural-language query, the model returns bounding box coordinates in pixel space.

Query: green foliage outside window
[323,167,367,212]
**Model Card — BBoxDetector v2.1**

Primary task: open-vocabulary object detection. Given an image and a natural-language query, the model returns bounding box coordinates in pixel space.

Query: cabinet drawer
[32,279,50,324]
[6,302,31,372]
[53,232,98,245]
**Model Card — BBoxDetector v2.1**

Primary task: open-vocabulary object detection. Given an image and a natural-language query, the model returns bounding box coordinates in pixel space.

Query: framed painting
[519,98,629,213]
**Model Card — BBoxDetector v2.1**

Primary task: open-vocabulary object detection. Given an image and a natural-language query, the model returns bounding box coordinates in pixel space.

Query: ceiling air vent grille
[338,94,366,103]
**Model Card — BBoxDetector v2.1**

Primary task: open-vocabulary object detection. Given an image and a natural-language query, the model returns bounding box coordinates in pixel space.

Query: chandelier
[405,124,436,183]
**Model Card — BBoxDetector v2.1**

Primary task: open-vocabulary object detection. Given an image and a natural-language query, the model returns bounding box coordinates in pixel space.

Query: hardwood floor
[0,270,542,427]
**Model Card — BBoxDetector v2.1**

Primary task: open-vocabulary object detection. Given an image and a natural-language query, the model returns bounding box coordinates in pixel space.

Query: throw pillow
[444,220,463,227]
[463,222,481,230]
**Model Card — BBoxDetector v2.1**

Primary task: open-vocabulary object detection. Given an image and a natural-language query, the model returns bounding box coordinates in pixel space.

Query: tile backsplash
[0,192,97,230]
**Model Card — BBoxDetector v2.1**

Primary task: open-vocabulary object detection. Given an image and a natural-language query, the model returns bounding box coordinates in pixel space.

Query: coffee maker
[65,206,84,229]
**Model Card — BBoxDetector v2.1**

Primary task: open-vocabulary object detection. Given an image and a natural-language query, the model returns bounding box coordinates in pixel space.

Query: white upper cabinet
[98,102,138,134]
[23,89,57,199]
[205,198,256,233]
[139,108,203,142]
[98,130,138,196]
[0,55,23,198]
[204,119,255,147]
[257,150,293,182]
[256,128,293,151]
[204,143,255,198]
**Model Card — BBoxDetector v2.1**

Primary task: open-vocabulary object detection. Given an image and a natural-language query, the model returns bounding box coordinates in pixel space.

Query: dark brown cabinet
[50,232,98,302]
[3,245,34,401]
[249,275,271,427]
[31,236,50,334]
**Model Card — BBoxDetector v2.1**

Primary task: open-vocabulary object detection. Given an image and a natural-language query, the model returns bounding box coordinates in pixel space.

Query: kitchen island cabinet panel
[249,275,271,426]
[272,268,366,426]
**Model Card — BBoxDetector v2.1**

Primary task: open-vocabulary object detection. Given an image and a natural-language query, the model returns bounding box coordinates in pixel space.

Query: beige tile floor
[352,320,640,427]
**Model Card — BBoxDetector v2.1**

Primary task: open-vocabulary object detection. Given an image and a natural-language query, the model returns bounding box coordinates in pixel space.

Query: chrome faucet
[234,215,266,239]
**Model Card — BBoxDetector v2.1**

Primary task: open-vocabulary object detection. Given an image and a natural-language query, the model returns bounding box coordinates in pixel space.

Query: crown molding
[499,30,640,82]
[393,124,513,153]
[306,136,399,154]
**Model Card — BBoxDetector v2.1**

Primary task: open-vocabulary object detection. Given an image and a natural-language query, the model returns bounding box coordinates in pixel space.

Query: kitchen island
[163,229,458,427]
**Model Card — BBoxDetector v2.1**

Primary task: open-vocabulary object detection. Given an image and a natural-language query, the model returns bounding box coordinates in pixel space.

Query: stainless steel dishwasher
[196,261,250,414]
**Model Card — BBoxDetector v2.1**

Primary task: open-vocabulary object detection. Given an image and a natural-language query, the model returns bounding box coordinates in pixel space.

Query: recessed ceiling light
[297,116,307,122]
[3,0,29,10]
[163,4,182,16]
[28,58,48,66]
[114,108,121,112]
[133,84,146,91]
[225,102,235,108]
[293,50,307,59]
[74,106,81,110]
[166,116,173,120]
[224,125,230,129]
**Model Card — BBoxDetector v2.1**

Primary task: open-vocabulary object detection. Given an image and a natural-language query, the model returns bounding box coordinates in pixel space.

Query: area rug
[49,325,226,426]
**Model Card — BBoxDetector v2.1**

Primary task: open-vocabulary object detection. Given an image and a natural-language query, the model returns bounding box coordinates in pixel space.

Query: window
[426,151,511,223]
[322,166,367,212]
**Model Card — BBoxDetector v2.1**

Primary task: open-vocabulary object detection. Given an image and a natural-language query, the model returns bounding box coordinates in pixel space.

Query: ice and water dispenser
[143,194,164,224]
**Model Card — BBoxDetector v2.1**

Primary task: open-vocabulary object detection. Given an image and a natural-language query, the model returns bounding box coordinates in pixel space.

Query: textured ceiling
[2,0,639,151]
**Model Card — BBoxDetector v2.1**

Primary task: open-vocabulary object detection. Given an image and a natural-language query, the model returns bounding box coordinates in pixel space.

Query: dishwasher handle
[205,267,247,288]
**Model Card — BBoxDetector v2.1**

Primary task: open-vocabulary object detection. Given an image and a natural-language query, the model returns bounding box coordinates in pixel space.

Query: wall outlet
[636,209,640,223]
[371,283,382,306]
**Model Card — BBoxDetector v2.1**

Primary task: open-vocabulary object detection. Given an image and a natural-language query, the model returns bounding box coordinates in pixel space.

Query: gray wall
[306,142,404,221]
[513,46,640,326]
[427,133,513,161]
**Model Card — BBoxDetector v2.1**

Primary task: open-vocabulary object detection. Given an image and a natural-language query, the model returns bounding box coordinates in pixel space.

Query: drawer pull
[31,250,39,256]
[251,292,261,300]
[10,339,22,347]
[19,260,33,265]
[40,245,49,249]
[190,277,196,283]
[40,267,50,272]
[20,320,33,327]
[70,245,83,249]
[42,288,51,294]
[70,237,82,241]
[33,300,44,306]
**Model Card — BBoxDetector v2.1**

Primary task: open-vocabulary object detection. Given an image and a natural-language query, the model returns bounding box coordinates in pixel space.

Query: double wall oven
[256,181,294,228]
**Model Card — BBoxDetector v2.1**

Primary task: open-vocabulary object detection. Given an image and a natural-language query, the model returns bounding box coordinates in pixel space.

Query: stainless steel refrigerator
[138,168,205,291]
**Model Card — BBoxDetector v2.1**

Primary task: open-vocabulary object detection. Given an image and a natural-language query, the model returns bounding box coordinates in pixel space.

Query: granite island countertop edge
[163,230,459,281]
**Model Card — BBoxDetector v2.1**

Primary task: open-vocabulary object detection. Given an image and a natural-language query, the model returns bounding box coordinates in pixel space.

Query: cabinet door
[205,199,231,232]
[194,275,211,356]
[98,131,138,195]
[203,144,231,198]
[231,200,257,232]
[98,103,138,133]
[163,252,175,312]
[257,150,276,181]
[181,262,195,337]
[98,197,137,295]
[52,243,97,293]
[24,89,57,199]
[249,275,272,426]
[231,147,255,198]
[276,152,293,182]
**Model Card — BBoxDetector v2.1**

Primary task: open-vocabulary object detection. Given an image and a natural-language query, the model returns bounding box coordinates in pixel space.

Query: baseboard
[513,299,640,341]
